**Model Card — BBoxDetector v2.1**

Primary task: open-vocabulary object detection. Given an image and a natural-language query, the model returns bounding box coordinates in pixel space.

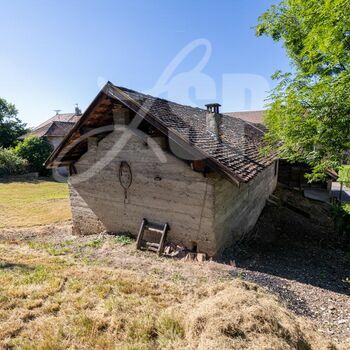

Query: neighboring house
[225,110,265,131]
[22,107,82,149]
[46,82,277,257]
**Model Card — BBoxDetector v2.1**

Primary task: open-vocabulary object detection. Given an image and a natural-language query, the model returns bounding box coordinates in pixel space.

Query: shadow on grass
[0,261,34,271]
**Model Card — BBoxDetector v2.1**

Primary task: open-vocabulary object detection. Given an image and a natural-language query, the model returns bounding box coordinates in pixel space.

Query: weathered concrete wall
[211,162,278,254]
[68,127,217,254]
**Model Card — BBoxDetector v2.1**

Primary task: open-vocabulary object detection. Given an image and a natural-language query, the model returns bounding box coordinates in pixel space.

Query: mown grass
[0,180,71,228]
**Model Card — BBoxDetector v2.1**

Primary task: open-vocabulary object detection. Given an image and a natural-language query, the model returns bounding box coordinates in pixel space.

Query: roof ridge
[113,84,212,114]
[225,110,265,114]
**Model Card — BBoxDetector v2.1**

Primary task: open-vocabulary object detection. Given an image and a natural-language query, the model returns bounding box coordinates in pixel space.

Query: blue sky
[0,0,290,127]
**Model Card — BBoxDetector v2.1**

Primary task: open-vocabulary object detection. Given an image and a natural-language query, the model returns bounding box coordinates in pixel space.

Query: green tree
[256,0,350,181]
[15,136,53,175]
[338,165,350,187]
[0,98,27,148]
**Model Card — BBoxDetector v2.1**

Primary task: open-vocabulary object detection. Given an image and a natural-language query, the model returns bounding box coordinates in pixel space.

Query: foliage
[0,97,27,148]
[338,165,350,187]
[256,0,350,181]
[14,136,53,175]
[84,239,103,249]
[114,233,134,245]
[331,204,350,249]
[0,147,28,176]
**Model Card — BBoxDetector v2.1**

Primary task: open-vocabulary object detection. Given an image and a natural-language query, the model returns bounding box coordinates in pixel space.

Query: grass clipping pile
[185,283,338,350]
[0,240,341,350]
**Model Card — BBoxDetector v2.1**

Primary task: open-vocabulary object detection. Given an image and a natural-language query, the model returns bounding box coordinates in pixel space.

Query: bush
[0,147,28,176]
[14,136,53,175]
[332,204,350,249]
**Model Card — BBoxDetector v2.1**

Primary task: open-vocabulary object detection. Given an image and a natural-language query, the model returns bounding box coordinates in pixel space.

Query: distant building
[21,105,82,149]
[225,110,265,131]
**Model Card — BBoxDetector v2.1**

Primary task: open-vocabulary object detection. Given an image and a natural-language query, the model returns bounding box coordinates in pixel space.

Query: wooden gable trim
[45,89,111,168]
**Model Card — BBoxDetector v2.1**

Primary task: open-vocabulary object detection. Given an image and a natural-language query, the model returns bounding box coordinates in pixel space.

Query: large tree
[256,0,350,181]
[0,98,27,148]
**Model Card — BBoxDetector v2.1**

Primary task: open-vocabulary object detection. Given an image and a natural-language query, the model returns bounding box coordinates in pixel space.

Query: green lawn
[0,180,71,228]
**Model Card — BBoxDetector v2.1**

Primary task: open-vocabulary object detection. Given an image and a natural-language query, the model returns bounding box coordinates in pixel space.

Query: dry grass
[0,180,71,228]
[0,237,342,350]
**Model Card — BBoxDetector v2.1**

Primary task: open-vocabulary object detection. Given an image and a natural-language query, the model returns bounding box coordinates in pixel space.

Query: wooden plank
[158,223,168,256]
[145,242,160,248]
[136,218,146,250]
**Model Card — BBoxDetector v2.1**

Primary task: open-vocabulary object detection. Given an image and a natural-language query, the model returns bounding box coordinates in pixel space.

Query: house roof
[46,82,275,184]
[22,113,81,139]
[34,113,80,130]
[225,111,265,130]
[45,121,76,137]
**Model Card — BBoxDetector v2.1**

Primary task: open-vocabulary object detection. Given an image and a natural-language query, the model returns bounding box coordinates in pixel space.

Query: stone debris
[163,244,207,262]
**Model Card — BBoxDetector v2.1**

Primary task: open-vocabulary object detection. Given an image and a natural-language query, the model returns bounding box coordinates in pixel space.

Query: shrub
[14,136,53,175]
[332,204,350,249]
[114,234,133,245]
[0,147,27,176]
[338,165,350,187]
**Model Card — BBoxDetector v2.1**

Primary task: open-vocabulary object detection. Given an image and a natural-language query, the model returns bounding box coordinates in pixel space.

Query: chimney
[75,103,82,115]
[205,103,221,136]
[205,103,221,114]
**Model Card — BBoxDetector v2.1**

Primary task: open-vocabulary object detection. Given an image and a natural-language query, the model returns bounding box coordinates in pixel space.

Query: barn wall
[212,162,278,254]
[68,127,218,255]
[67,116,277,257]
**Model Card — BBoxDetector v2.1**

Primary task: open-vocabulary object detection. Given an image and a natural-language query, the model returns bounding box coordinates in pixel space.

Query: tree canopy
[0,98,27,148]
[256,0,350,181]
[15,136,53,175]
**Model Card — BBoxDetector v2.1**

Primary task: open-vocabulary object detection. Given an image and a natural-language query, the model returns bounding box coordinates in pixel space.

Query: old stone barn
[46,82,277,257]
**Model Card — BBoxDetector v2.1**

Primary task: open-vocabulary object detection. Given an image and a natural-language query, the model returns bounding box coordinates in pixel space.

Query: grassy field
[0,180,344,349]
[0,180,71,228]
[0,234,341,350]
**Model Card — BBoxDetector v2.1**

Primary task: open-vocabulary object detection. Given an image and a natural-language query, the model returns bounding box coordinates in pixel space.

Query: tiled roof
[23,113,81,139]
[47,82,275,184]
[225,111,265,131]
[225,110,264,124]
[106,84,274,183]
[34,113,80,131]
[45,121,76,137]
